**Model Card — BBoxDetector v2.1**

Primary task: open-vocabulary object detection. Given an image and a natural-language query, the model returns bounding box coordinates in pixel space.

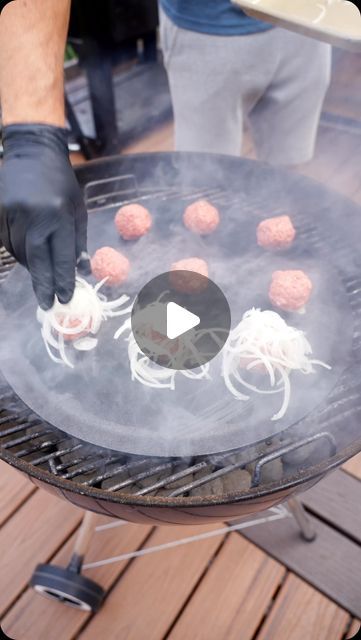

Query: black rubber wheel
[30,564,105,612]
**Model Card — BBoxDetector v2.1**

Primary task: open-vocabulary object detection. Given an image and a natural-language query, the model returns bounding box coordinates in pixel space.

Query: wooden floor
[1,459,361,640]
[2,48,361,640]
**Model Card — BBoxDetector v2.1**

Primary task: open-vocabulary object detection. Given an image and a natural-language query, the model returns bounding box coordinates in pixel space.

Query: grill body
[1,152,361,525]
[26,471,322,525]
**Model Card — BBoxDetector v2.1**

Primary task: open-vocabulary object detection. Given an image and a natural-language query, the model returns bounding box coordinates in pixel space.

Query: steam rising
[0,155,354,457]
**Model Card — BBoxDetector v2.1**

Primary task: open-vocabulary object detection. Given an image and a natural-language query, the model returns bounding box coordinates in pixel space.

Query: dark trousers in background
[68,0,159,157]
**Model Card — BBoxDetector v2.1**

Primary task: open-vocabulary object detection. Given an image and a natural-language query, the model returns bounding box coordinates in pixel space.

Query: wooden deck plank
[256,573,350,640]
[343,452,361,481]
[0,491,82,618]
[168,534,285,640]
[295,125,361,193]
[301,470,361,543]
[240,512,361,618]
[2,520,152,640]
[79,524,226,640]
[346,619,361,639]
[324,49,361,121]
[0,461,35,527]
[123,120,173,155]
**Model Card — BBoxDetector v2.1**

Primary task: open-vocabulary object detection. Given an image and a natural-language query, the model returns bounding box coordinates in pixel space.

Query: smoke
[0,153,355,458]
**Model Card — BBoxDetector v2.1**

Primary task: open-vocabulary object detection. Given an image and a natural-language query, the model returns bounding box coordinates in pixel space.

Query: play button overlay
[131,271,231,370]
[166,302,200,340]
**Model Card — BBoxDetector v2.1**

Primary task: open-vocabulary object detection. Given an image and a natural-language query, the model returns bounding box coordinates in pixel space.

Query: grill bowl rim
[1,438,360,508]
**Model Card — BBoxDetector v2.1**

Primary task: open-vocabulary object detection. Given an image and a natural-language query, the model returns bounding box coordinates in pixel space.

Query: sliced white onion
[114,317,132,340]
[73,337,99,351]
[127,333,210,390]
[271,365,291,421]
[222,307,331,421]
[37,276,131,368]
[57,332,74,369]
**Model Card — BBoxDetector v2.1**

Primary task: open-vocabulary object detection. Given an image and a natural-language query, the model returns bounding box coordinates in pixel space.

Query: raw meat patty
[170,257,209,294]
[115,204,152,240]
[91,247,130,285]
[269,270,312,311]
[55,316,91,342]
[257,215,296,250]
[183,200,220,235]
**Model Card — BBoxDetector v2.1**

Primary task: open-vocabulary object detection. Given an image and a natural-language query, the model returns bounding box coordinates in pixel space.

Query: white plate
[232,0,361,50]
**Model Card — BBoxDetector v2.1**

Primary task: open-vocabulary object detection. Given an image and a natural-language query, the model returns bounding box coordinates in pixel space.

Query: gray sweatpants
[159,8,331,165]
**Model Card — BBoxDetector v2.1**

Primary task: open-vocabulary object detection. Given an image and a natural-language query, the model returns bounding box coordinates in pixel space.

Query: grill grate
[1,180,361,499]
[0,360,356,498]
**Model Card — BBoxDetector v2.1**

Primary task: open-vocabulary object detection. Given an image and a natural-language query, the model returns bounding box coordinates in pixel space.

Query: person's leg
[249,29,331,165]
[77,37,121,156]
[159,8,244,155]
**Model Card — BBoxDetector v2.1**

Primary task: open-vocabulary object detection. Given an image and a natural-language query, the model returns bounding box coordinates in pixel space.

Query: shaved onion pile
[114,299,211,389]
[125,333,210,390]
[222,308,331,421]
[37,276,132,368]
[114,296,188,367]
[114,294,206,370]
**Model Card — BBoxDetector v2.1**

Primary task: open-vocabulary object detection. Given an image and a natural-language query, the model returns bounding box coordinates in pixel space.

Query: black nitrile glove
[0,124,90,309]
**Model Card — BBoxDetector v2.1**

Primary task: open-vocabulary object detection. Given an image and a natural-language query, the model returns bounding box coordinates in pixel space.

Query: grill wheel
[30,563,105,612]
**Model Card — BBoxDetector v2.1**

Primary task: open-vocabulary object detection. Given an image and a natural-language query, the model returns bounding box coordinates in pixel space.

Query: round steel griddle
[0,153,357,459]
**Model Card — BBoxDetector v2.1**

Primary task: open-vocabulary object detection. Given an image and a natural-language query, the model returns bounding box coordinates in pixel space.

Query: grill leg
[287,497,317,542]
[30,511,105,611]
[68,511,98,572]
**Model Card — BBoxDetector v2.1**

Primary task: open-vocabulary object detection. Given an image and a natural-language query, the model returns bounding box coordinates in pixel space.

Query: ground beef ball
[183,199,220,235]
[55,316,91,342]
[170,257,209,294]
[269,270,312,312]
[257,215,296,250]
[115,203,152,240]
[146,329,180,366]
[91,246,130,285]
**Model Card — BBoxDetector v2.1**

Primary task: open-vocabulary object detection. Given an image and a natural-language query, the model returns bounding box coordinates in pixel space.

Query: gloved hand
[0,124,90,309]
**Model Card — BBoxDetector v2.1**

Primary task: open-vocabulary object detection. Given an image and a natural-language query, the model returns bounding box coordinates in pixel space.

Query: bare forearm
[0,0,70,126]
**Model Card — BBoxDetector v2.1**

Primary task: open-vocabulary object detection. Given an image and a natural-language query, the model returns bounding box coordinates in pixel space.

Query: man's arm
[0,0,70,126]
[0,0,89,310]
